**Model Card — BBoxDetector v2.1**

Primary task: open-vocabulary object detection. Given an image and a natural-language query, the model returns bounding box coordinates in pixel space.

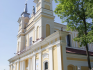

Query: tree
[54,0,93,70]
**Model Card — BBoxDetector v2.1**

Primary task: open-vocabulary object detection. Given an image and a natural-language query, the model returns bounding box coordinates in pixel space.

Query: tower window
[37,26,39,39]
[45,4,50,10]
[46,24,50,37]
[67,34,71,47]
[17,42,20,53]
[29,37,32,46]
[45,62,48,70]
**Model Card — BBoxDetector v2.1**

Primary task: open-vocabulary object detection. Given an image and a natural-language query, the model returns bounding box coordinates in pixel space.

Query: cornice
[17,32,25,38]
[9,31,66,62]
[66,53,93,60]
[54,22,66,28]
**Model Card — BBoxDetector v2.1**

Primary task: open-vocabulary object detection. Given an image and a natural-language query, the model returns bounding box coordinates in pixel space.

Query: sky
[0,0,64,70]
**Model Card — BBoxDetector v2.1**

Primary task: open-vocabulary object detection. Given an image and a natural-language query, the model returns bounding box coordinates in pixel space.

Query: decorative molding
[55,38,57,42]
[9,31,67,62]
[44,0,50,3]
[42,53,49,59]
[67,57,93,62]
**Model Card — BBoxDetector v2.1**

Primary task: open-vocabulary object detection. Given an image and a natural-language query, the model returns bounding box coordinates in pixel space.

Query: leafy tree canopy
[54,0,93,47]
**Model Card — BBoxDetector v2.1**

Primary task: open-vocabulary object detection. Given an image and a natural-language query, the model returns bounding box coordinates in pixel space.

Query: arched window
[46,24,50,37]
[67,65,75,70]
[37,26,39,39]
[45,62,48,70]
[67,34,71,47]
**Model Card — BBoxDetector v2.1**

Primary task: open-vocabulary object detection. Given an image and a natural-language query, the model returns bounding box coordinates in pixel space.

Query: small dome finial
[21,3,30,17]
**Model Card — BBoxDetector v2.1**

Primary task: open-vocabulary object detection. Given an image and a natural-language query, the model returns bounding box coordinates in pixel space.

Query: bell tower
[34,0,53,16]
[17,3,30,53]
[33,0,55,38]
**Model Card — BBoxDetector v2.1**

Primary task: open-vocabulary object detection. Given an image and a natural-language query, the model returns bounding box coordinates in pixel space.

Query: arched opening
[68,65,75,70]
[45,62,48,70]
[36,26,39,39]
[46,24,50,37]
[67,34,71,47]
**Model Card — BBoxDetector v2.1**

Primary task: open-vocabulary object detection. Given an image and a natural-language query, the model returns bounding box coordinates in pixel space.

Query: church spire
[21,3,30,17]
[24,3,27,13]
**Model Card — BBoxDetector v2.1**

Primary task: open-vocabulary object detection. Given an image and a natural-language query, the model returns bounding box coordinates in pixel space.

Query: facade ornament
[32,6,35,15]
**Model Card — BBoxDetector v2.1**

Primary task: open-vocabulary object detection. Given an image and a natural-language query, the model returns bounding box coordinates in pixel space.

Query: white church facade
[8,0,93,70]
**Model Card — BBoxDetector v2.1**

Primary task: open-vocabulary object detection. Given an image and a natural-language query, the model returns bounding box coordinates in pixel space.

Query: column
[17,62,19,70]
[28,58,32,70]
[31,59,33,70]
[57,43,67,70]
[11,64,13,70]
[32,55,36,70]
[59,32,68,70]
[9,65,11,70]
[23,61,25,70]
[57,44,62,70]
[49,47,53,70]
[14,63,16,70]
[20,61,22,70]
[61,43,67,70]
[39,52,41,70]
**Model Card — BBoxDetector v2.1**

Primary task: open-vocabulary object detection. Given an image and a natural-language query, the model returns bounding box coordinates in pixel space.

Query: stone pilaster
[11,64,13,70]
[32,55,36,70]
[17,62,19,70]
[28,58,32,70]
[9,65,11,70]
[23,61,25,70]
[39,52,41,70]
[49,47,53,70]
[14,63,16,70]
[57,44,62,70]
[20,61,22,70]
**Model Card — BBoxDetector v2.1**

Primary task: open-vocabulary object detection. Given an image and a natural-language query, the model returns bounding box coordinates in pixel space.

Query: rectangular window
[67,35,71,47]
[29,37,32,46]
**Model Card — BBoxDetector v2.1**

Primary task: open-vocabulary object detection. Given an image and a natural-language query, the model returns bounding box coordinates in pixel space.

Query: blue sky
[0,0,64,70]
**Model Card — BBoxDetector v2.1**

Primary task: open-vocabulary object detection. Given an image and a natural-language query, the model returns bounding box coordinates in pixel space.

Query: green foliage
[54,0,93,47]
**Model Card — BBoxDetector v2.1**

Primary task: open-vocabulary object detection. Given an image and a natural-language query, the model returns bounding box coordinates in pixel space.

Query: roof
[66,47,93,56]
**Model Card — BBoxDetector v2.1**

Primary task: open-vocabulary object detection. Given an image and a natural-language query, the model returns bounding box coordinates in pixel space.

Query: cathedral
[8,0,93,70]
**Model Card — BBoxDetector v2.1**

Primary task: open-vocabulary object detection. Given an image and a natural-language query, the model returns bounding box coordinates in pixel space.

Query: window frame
[43,60,48,70]
[67,34,71,47]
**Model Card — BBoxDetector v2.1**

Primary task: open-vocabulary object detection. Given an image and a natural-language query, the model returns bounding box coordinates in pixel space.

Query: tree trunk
[83,7,91,69]
[85,44,91,70]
